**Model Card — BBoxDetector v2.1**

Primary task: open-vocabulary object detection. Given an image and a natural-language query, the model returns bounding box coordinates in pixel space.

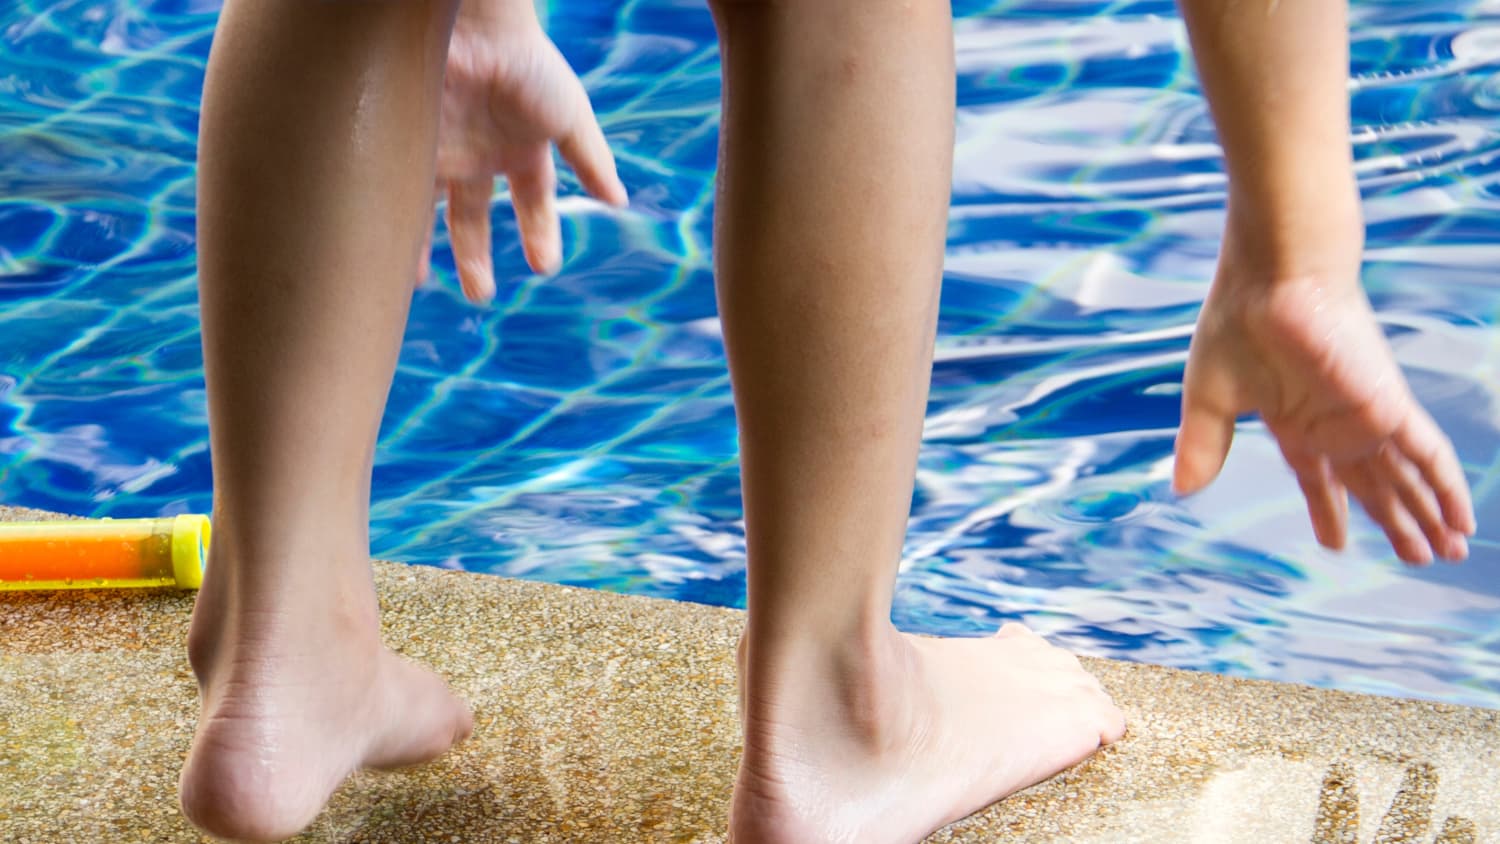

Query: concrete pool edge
[1,505,1496,843]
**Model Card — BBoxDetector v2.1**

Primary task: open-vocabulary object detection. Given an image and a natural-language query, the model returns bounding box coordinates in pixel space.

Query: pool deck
[1,505,1496,843]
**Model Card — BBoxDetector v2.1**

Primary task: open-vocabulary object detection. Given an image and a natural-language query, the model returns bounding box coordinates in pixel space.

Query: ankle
[187,543,381,682]
[740,621,916,751]
[742,614,898,677]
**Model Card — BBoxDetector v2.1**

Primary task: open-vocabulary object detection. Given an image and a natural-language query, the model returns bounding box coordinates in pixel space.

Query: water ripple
[1,0,1498,709]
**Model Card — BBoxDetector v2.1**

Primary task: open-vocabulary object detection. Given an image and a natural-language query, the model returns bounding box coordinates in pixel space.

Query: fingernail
[532,247,561,276]
[466,275,494,306]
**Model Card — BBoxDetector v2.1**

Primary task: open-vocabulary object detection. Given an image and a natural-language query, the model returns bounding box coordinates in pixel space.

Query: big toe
[1096,697,1128,744]
[996,621,1035,638]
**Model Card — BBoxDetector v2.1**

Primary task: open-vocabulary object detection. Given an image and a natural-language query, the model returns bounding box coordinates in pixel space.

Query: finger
[1338,458,1433,566]
[444,176,496,304]
[1173,384,1236,496]
[415,191,438,289]
[556,82,628,207]
[504,143,562,275]
[1284,450,1348,551]
[1377,442,1468,562]
[1393,408,1475,537]
[416,223,433,288]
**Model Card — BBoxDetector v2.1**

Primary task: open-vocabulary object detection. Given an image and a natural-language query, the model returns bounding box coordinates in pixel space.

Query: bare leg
[710,2,1125,842]
[182,1,472,840]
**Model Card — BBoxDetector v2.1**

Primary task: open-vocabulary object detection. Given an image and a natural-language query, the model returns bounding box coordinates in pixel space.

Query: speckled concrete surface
[1,504,1496,843]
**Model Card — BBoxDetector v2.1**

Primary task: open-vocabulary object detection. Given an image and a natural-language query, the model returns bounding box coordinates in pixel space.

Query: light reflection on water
[0,0,1497,708]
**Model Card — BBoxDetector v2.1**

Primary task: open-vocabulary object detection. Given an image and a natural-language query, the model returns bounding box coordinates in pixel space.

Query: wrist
[1221,181,1365,286]
[456,0,540,33]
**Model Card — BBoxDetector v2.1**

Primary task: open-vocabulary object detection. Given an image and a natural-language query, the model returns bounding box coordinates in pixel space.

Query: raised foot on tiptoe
[730,622,1126,844]
[179,605,473,842]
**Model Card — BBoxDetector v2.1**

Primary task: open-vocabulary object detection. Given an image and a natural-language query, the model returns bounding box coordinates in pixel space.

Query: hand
[1172,213,1476,564]
[423,1,628,303]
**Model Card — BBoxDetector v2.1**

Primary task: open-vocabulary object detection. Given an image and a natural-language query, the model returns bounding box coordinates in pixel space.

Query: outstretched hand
[1172,222,1476,565]
[422,2,627,303]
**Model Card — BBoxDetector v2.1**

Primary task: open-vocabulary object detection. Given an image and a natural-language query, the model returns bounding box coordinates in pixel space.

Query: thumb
[1172,364,1238,496]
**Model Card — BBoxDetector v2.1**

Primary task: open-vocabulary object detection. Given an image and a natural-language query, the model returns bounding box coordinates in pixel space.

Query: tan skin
[184,0,1474,841]
[184,0,624,838]
[184,2,470,840]
[1172,0,1474,566]
[431,0,627,298]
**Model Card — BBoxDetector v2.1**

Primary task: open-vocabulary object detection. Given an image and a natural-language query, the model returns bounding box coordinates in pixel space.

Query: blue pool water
[2,0,1498,708]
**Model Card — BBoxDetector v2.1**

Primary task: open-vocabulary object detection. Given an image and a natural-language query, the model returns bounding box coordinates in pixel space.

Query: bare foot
[730,622,1125,844]
[178,556,473,842]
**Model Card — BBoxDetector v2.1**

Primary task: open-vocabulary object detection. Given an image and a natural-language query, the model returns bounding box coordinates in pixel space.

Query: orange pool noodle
[0,515,210,590]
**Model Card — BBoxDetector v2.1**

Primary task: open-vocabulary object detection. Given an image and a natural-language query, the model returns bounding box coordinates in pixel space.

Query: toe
[996,621,1033,638]
[1099,702,1127,744]
[454,702,476,744]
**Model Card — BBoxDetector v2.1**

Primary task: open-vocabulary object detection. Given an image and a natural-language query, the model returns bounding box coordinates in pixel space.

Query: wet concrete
[1,505,1496,842]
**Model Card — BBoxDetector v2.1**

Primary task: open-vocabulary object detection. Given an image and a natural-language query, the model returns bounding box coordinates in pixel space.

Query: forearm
[1178,0,1362,275]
